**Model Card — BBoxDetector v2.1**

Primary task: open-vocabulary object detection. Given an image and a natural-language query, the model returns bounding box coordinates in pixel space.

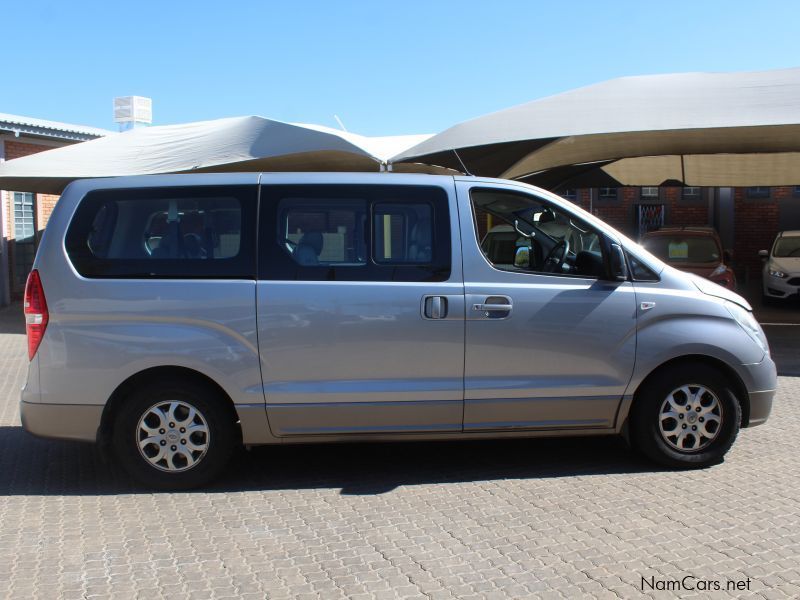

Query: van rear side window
[66,186,257,279]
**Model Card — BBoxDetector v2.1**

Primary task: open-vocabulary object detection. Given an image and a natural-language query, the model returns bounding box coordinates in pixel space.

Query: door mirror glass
[758,249,769,259]
[514,246,530,268]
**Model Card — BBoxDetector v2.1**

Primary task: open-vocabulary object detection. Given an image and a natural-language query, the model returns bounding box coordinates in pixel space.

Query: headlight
[725,301,769,355]
[769,269,786,278]
[710,264,727,277]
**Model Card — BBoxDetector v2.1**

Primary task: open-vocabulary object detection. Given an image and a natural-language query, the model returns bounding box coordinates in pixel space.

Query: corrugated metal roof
[0,112,113,140]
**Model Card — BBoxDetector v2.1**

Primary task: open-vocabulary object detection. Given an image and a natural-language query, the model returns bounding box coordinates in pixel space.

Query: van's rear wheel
[113,379,236,489]
[632,364,741,468]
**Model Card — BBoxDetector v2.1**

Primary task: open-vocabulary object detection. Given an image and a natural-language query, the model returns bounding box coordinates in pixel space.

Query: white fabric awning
[0,116,441,194]
[392,67,800,187]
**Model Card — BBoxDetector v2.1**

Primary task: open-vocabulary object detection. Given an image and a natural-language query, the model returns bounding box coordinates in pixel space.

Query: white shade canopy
[392,67,800,188]
[0,116,441,194]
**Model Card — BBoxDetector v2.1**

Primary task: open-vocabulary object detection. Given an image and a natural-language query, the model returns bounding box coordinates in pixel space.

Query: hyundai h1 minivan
[21,173,776,488]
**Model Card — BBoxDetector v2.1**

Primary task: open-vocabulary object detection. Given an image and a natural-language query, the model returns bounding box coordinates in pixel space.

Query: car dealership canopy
[391,67,800,189]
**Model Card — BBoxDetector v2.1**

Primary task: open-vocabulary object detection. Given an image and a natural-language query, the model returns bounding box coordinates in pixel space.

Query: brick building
[556,185,800,280]
[1,114,111,304]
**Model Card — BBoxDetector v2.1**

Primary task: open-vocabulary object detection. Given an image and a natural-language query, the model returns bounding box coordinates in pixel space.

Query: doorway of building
[636,203,665,240]
[778,191,800,232]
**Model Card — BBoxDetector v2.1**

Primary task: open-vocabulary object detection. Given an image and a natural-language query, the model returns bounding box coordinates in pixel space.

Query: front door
[458,181,637,431]
[256,180,465,436]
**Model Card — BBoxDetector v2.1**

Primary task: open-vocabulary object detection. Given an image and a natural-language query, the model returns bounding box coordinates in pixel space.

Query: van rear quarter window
[65,186,257,278]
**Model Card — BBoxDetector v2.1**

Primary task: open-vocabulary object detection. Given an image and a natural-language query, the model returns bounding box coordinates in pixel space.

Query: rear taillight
[23,269,48,360]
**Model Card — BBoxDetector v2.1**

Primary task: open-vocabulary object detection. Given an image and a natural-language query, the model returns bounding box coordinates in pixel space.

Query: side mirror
[723,249,733,264]
[758,249,769,260]
[610,243,628,281]
[514,246,530,269]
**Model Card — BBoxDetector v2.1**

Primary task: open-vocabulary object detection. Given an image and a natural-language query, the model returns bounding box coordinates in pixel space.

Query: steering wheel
[542,239,570,273]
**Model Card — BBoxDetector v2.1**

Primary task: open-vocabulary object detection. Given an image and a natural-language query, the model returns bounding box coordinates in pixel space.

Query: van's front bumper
[741,354,777,428]
[747,390,775,427]
[20,400,102,443]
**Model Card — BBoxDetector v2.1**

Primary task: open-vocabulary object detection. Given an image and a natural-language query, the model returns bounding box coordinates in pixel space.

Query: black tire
[762,293,776,307]
[631,364,741,469]
[113,378,237,490]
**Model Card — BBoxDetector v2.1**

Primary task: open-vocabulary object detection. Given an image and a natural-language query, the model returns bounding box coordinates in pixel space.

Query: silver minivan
[21,173,776,488]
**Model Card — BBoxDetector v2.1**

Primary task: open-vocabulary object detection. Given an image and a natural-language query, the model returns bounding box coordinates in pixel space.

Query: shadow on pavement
[0,426,661,496]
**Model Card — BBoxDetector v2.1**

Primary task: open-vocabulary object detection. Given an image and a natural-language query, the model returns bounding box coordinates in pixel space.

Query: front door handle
[472,303,512,312]
[471,296,513,319]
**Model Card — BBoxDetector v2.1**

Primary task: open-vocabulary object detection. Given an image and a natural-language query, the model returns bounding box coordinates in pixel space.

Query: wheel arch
[98,366,242,450]
[630,354,750,427]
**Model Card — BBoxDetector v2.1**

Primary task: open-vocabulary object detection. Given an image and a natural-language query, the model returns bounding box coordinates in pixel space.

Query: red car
[641,227,737,290]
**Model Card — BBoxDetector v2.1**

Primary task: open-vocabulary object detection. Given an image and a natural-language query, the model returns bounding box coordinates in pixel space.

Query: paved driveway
[1,304,798,599]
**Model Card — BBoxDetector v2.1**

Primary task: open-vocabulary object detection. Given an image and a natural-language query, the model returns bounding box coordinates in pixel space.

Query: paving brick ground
[0,302,798,599]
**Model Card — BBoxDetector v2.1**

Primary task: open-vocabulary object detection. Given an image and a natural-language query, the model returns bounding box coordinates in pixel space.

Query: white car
[760,230,800,303]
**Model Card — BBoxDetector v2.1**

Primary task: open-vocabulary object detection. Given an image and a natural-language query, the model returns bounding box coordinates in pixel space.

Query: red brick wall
[3,140,62,232]
[566,187,711,239]
[38,194,60,229]
[733,187,782,276]
[664,187,709,227]
[3,139,67,297]
[4,140,52,161]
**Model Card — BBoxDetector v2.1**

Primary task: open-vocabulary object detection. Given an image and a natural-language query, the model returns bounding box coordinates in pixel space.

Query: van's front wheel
[632,364,741,469]
[113,379,236,489]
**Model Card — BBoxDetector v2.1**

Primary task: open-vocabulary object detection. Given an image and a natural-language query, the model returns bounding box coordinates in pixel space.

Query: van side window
[279,199,367,266]
[471,188,606,279]
[65,185,257,279]
[373,203,433,264]
[261,184,450,282]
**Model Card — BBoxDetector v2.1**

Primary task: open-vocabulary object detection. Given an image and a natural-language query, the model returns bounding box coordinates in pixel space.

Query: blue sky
[3,0,799,135]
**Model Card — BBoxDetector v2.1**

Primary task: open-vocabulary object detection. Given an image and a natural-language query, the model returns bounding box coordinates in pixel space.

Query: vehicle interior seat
[408,219,432,262]
[183,233,206,259]
[575,251,605,277]
[295,231,324,265]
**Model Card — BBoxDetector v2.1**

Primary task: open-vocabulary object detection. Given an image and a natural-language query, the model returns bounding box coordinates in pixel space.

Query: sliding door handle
[423,295,448,319]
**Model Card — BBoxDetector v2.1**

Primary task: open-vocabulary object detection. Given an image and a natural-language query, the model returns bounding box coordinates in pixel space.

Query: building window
[561,189,577,201]
[13,192,35,241]
[598,187,618,201]
[682,187,701,198]
[12,192,37,289]
[746,187,770,199]
[641,187,659,199]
